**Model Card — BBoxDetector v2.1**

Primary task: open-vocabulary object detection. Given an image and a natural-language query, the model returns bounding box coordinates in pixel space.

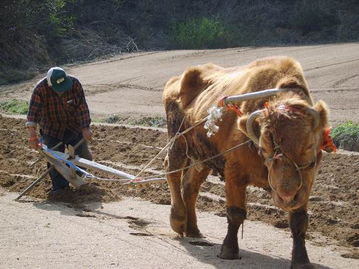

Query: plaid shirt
[27,76,91,139]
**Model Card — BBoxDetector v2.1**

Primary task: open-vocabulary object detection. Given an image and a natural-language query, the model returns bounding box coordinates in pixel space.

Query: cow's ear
[313,100,329,130]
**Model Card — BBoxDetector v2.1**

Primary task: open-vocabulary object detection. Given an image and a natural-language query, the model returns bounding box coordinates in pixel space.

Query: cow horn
[246,109,264,145]
[245,107,319,146]
[307,107,320,129]
[224,88,289,105]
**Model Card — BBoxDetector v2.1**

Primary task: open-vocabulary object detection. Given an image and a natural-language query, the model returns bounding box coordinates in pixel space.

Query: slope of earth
[0,115,358,261]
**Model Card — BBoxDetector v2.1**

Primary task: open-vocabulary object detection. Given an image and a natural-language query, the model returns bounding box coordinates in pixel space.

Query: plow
[15,122,194,201]
[15,139,149,201]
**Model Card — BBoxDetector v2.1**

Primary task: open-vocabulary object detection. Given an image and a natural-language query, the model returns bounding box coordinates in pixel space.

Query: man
[26,67,92,194]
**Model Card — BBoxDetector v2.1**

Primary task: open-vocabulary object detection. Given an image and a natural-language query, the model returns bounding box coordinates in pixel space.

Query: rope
[266,143,317,193]
[125,140,251,185]
[83,140,251,185]
[80,116,210,185]
[131,117,208,180]
[82,115,250,185]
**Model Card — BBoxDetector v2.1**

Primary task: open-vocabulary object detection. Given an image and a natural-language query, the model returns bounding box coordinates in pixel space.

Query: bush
[0,99,29,114]
[101,114,166,128]
[130,116,166,128]
[290,1,340,35]
[170,17,233,49]
[331,121,359,152]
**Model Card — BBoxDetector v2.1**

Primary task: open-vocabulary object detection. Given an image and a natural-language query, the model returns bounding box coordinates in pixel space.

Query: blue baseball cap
[46,67,73,92]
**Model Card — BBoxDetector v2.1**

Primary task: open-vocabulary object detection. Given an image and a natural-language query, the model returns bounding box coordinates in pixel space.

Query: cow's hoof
[291,263,316,269]
[170,207,186,236]
[185,227,203,238]
[218,245,240,260]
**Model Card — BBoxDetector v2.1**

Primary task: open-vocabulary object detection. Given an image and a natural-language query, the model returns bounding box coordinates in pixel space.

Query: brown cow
[163,56,334,269]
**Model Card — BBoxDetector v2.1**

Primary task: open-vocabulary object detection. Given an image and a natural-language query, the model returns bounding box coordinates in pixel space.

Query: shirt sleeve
[26,84,43,127]
[74,79,91,129]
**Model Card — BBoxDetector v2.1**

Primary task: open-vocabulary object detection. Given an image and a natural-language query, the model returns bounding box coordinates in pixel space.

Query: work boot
[48,187,71,201]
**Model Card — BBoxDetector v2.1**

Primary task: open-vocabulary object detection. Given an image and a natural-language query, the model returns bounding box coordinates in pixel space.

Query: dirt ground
[0,44,359,267]
[1,43,359,126]
[0,115,358,261]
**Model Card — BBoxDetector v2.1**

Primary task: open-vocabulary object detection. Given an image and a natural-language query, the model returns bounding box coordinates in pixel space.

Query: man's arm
[74,79,92,140]
[26,85,42,148]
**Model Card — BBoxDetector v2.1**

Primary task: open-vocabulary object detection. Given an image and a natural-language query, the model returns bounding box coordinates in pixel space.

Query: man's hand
[28,127,40,149]
[28,135,40,149]
[82,128,92,141]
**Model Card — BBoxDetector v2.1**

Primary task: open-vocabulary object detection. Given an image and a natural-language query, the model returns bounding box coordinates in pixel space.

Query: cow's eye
[306,144,314,151]
[259,147,267,155]
[299,160,316,170]
[307,160,316,169]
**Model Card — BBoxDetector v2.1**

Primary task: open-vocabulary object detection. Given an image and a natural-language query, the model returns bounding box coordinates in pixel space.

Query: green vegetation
[101,115,122,124]
[130,116,166,128]
[1,0,359,84]
[331,121,359,152]
[170,17,233,49]
[101,114,166,128]
[0,99,29,115]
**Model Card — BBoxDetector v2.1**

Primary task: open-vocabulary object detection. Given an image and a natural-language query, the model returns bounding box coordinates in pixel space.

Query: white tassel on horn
[204,88,294,138]
[204,106,224,137]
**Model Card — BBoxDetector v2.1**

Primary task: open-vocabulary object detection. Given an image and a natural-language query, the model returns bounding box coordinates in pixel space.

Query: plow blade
[71,156,135,180]
[42,149,135,180]
[41,147,135,186]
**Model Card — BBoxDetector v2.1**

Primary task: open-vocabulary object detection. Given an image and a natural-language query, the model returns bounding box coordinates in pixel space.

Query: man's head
[46,67,73,92]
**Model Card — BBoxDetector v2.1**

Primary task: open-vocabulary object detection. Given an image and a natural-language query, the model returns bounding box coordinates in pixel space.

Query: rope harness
[265,139,318,194]
[83,115,250,185]
[125,114,251,184]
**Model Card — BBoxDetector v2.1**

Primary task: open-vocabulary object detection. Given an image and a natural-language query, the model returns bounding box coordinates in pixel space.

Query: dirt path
[1,43,359,125]
[0,189,357,269]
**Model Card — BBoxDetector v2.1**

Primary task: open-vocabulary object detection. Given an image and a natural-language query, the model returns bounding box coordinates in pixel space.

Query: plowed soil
[1,115,358,259]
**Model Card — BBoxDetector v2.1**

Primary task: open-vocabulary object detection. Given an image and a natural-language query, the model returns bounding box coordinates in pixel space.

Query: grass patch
[101,114,122,124]
[129,116,166,128]
[170,17,233,49]
[0,99,29,114]
[331,121,359,152]
[100,114,166,128]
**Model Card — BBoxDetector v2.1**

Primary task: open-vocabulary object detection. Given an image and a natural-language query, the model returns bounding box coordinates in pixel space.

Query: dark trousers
[42,129,92,191]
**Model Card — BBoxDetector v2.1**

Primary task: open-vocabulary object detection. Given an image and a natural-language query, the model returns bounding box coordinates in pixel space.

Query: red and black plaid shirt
[27,76,91,139]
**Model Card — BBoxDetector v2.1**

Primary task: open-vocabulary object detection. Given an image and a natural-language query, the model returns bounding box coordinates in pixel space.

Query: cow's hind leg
[219,180,247,259]
[290,208,315,269]
[182,165,210,237]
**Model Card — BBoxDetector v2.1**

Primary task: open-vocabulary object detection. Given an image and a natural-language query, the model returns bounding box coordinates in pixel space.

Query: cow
[162,56,335,269]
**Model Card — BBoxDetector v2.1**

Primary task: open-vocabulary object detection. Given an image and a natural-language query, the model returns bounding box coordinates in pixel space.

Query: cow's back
[163,56,310,121]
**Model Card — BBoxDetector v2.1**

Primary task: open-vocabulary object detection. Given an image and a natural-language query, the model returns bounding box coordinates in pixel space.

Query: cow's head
[239,98,329,211]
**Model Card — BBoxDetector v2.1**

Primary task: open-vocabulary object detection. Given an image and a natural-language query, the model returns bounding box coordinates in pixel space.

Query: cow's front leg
[182,166,210,237]
[289,209,315,269]
[168,170,186,236]
[165,149,189,237]
[219,182,246,259]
